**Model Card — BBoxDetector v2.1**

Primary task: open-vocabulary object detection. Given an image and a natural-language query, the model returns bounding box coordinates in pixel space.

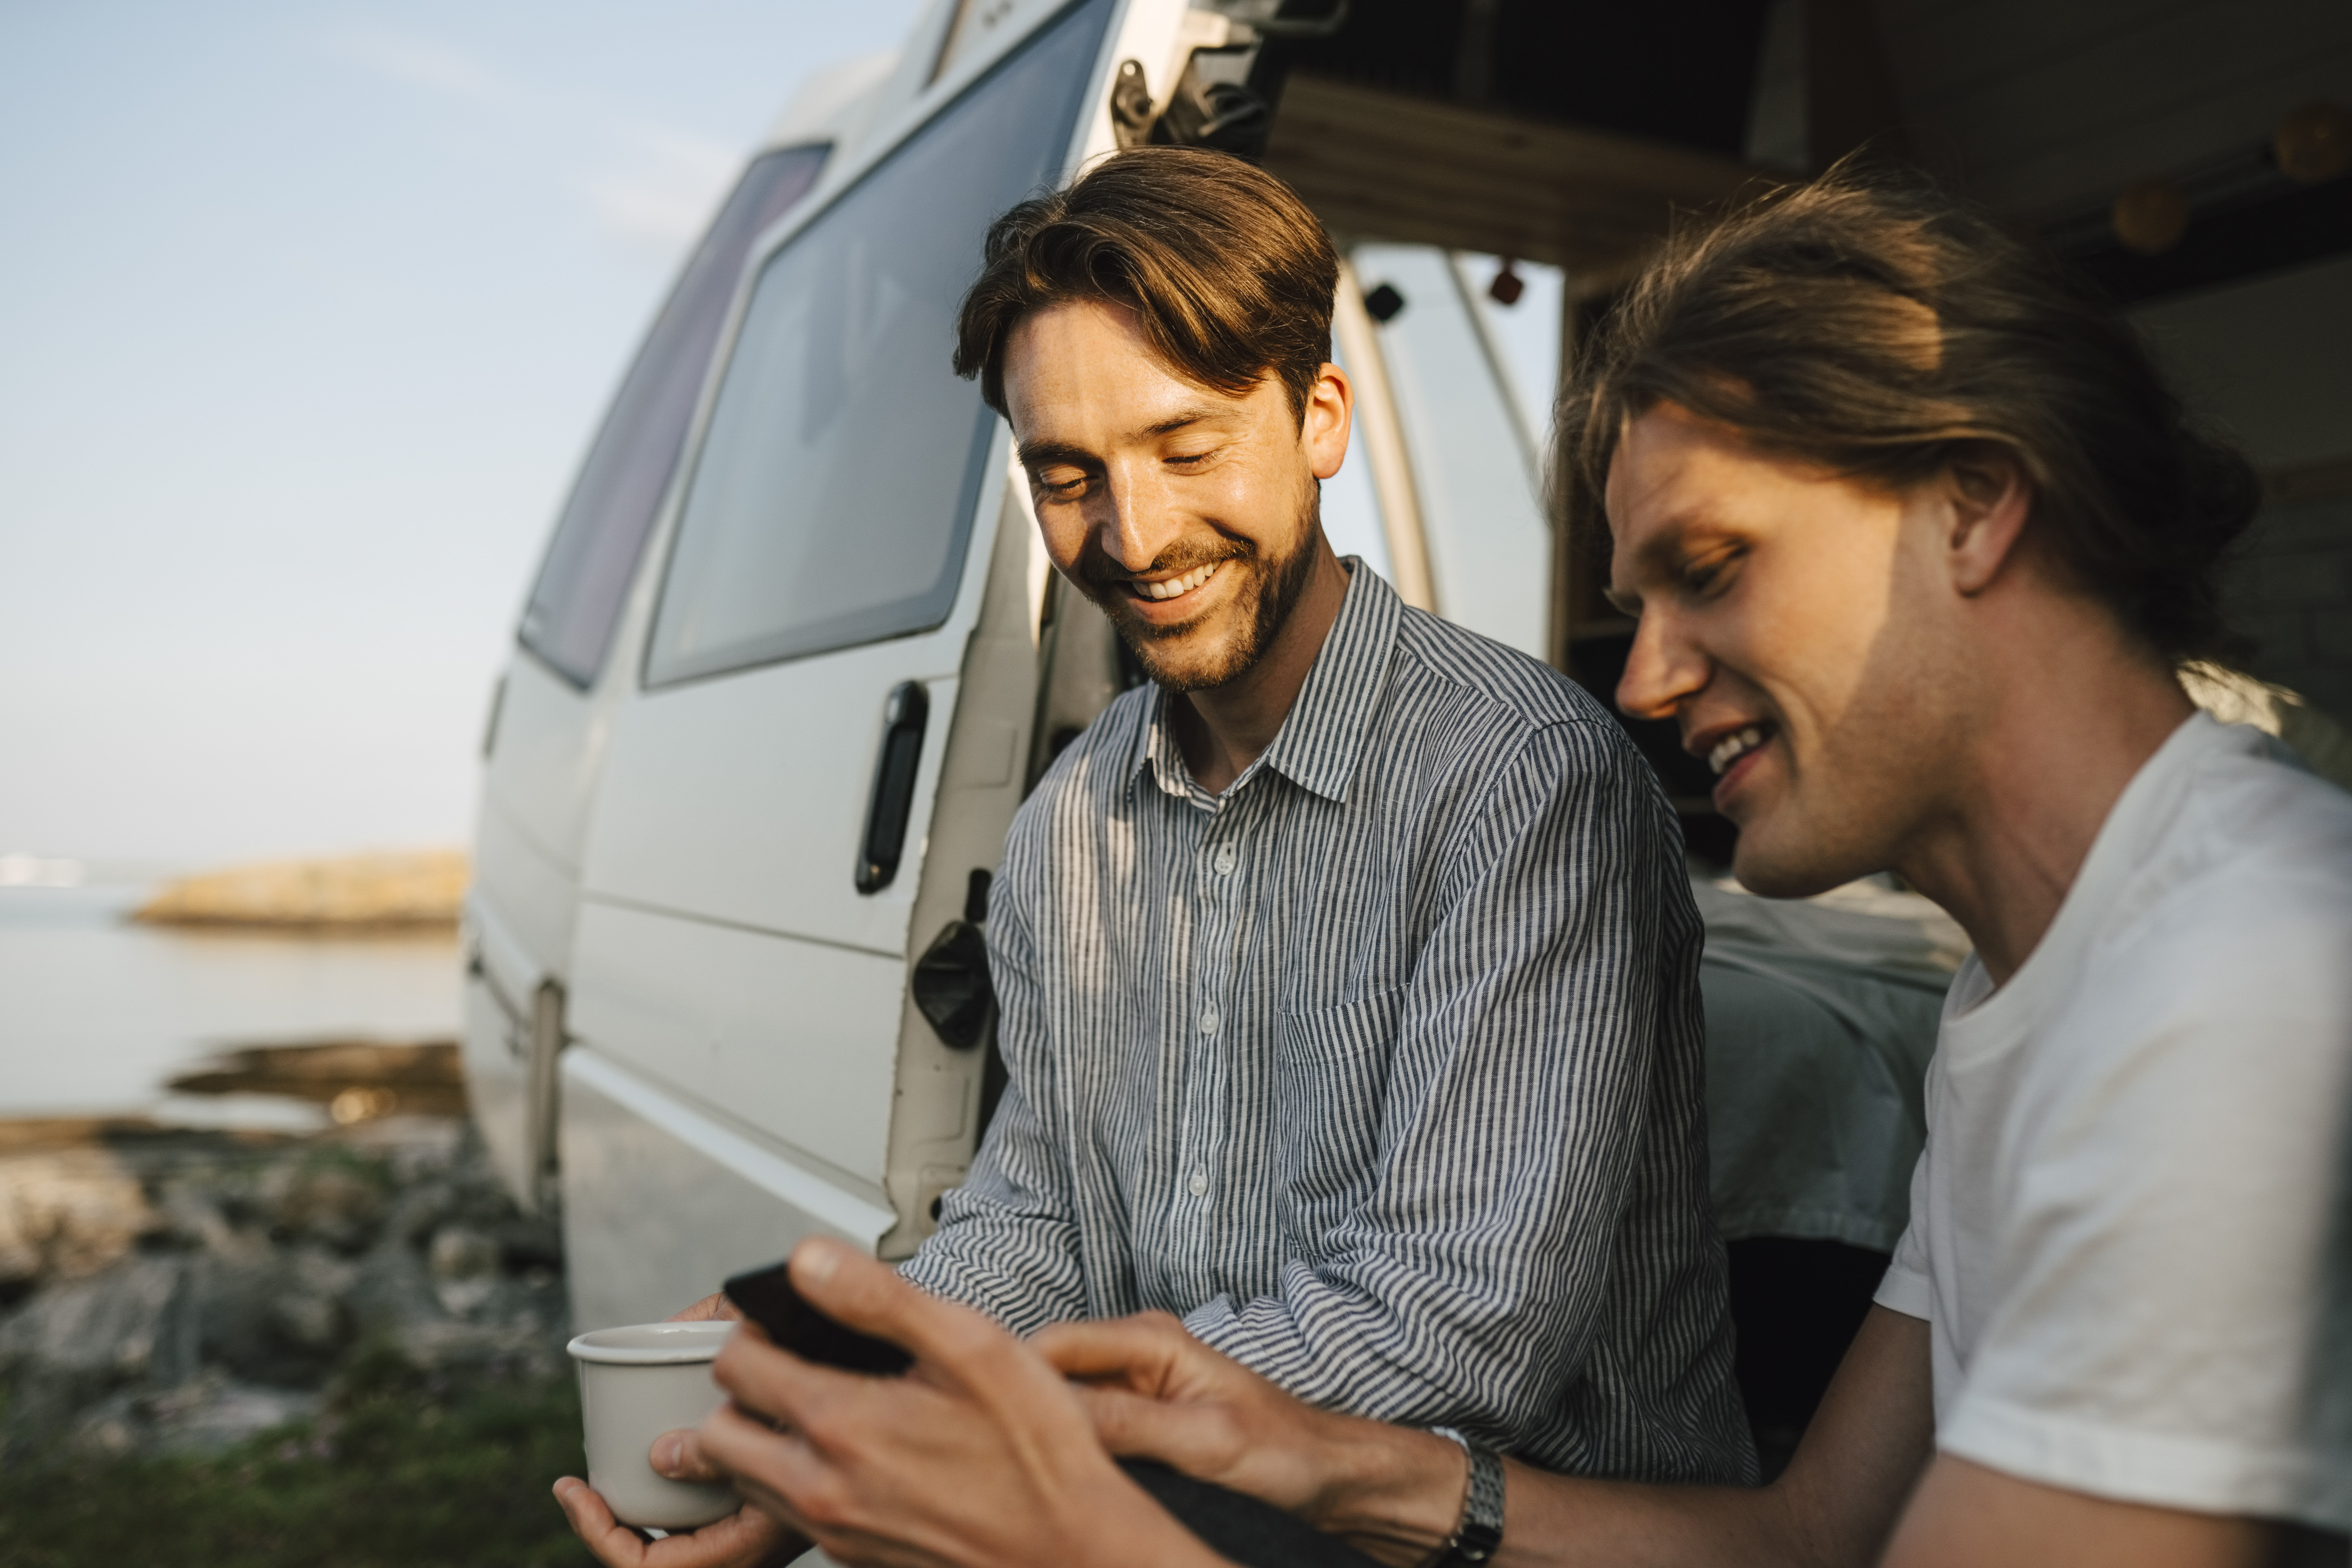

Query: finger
[638,1505,792,1568]
[667,1292,742,1323]
[711,1324,874,1438]
[1032,1313,1195,1386]
[1071,1384,1240,1466]
[556,1475,785,1568]
[695,1401,832,1539]
[553,1477,647,1568]
[786,1238,1014,1386]
[649,1427,730,1484]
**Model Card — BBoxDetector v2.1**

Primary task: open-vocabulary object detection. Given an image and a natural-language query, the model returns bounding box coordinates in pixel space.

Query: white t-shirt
[1875,713,2352,1530]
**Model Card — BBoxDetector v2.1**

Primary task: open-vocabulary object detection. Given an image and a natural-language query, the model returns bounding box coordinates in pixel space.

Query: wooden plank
[1263,73,1773,272]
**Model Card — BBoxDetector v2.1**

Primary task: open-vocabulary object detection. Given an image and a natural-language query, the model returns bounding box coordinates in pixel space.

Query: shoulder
[1376,611,1673,860]
[2108,737,2352,1007]
[1379,607,1648,804]
[2021,744,2352,1152]
[1386,606,1617,738]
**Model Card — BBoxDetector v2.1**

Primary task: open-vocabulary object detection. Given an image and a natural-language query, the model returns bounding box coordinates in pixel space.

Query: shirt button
[1199,1007,1220,1034]
[1212,844,1237,875]
[1188,1167,1208,1196]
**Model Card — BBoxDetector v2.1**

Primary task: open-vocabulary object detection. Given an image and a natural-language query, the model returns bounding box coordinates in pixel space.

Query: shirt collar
[1127,559,1402,806]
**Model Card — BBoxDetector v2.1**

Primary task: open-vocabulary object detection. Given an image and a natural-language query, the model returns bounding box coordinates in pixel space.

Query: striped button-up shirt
[901,564,1752,1480]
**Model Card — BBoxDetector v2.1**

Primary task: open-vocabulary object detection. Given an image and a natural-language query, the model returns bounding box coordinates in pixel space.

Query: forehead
[1003,299,1245,437]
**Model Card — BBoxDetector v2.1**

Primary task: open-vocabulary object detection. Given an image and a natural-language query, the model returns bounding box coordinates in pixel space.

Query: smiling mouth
[1707,723,1774,776]
[1127,560,1225,602]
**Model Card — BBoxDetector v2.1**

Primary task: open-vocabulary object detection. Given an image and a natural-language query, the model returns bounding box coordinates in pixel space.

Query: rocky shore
[0,1102,568,1462]
[132,850,468,930]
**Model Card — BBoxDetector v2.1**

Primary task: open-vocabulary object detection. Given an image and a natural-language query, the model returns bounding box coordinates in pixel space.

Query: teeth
[1135,562,1221,601]
[1708,725,1767,777]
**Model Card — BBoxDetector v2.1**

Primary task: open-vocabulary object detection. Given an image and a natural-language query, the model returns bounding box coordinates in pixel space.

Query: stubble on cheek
[1076,485,1322,693]
[1733,643,1957,898]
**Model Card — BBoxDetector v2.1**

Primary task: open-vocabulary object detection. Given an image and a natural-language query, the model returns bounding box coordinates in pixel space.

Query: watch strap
[1426,1428,1504,1568]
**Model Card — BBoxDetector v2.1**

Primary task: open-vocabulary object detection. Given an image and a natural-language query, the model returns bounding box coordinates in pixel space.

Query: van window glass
[645,0,1112,687]
[518,142,830,688]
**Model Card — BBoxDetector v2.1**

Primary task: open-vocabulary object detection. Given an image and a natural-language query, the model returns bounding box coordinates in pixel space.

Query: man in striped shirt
[561,146,1747,1568]
[885,147,1750,1481]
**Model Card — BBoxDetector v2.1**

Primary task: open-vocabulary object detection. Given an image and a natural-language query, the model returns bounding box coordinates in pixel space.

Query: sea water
[0,881,459,1127]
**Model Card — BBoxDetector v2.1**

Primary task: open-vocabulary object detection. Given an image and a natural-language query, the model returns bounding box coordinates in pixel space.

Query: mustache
[1072,536,1253,593]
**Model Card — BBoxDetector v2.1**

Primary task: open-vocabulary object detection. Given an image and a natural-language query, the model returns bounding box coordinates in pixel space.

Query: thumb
[649,1427,731,1483]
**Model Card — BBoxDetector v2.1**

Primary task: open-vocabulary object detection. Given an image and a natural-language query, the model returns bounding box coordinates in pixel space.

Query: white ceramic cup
[568,1320,739,1529]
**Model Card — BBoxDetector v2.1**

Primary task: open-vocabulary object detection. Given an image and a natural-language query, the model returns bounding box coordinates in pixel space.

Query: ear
[1304,361,1353,481]
[1943,443,2034,596]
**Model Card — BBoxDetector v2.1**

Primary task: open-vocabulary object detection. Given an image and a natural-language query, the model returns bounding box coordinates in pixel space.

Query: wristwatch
[1426,1428,1504,1568]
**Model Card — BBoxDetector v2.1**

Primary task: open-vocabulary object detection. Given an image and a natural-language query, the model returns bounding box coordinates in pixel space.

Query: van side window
[644,0,1113,687]
[518,142,831,689]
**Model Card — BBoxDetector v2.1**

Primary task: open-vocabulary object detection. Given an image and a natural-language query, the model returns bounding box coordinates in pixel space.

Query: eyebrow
[1017,404,1239,472]
[1016,438,1094,471]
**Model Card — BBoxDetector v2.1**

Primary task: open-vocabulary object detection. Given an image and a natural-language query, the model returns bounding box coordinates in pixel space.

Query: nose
[1092,454,1185,572]
[1615,607,1709,724]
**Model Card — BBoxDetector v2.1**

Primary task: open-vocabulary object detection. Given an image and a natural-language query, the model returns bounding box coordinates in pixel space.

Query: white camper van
[465,0,2352,1463]
[463,0,1734,1338]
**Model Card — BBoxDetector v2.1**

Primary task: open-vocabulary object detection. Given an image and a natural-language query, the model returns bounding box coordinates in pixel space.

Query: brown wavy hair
[953,146,1339,422]
[1561,165,2259,659]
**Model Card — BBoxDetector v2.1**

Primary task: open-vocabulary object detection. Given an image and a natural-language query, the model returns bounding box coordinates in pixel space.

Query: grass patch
[0,1349,594,1568]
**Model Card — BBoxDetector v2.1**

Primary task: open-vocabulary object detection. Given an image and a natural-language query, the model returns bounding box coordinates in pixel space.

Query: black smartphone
[722,1259,913,1376]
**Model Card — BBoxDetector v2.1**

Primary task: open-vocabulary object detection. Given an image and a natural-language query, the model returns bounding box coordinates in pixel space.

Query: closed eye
[1681,545,1742,598]
[1032,468,1091,501]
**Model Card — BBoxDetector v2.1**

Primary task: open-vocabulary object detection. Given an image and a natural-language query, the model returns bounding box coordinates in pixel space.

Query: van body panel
[461,959,531,1202]
[463,132,857,1207]
[472,793,581,979]
[560,1048,894,1332]
[874,481,1052,1254]
[463,824,572,1207]
[556,0,1150,1317]
[579,649,964,954]
[568,898,909,1186]
[482,651,608,873]
[468,860,554,1013]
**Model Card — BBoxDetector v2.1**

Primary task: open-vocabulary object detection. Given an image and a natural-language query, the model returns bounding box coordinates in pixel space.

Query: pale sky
[0,0,922,869]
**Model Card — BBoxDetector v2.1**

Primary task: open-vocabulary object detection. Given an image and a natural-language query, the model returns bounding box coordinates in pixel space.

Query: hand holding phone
[722,1259,914,1376]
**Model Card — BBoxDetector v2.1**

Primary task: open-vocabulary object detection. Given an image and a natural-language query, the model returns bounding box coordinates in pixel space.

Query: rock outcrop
[132,850,468,930]
[0,1114,567,1460]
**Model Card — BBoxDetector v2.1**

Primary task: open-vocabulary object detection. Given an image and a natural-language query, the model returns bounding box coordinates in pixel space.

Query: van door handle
[856,682,929,893]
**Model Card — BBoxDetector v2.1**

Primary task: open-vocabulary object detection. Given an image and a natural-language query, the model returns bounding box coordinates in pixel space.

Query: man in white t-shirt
[548,172,2350,1568]
[1876,709,2351,1533]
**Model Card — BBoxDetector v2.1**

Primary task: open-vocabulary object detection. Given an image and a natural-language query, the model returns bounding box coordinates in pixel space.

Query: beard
[1071,483,1323,693]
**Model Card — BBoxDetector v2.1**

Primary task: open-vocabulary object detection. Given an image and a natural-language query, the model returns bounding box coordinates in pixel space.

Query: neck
[1891,605,2193,987]
[1170,542,1350,794]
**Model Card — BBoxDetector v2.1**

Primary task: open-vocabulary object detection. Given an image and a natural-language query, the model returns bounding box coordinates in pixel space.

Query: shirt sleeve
[894,871,1089,1332]
[1873,1153,1933,1322]
[1939,878,2352,1529]
[1179,721,1709,1450]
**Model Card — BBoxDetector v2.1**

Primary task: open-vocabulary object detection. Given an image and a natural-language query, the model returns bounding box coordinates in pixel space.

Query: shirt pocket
[1273,989,1404,1223]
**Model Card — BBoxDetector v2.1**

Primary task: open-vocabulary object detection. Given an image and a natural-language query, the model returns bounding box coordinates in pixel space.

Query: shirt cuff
[1872,1259,1931,1321]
